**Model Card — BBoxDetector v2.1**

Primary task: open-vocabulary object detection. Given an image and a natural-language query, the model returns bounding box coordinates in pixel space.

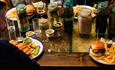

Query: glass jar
[6,19,17,40]
[48,2,58,28]
[78,8,92,34]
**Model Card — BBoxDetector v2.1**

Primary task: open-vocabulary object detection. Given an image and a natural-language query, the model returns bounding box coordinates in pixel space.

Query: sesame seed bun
[91,40,105,49]
[26,4,35,15]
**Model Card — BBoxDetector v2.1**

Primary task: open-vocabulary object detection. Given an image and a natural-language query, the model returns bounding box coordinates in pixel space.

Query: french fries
[7,9,17,20]
[96,45,115,64]
[73,5,95,17]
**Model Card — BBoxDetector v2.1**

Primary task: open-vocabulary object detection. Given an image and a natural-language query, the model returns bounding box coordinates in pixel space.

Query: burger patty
[92,49,105,54]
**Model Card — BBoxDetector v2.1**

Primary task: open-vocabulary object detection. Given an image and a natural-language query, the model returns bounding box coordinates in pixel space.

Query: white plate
[31,38,43,59]
[89,48,115,65]
[73,5,96,10]
[5,3,38,21]
[80,5,96,10]
[25,37,44,59]
[73,5,96,18]
[5,8,17,21]
[32,2,46,8]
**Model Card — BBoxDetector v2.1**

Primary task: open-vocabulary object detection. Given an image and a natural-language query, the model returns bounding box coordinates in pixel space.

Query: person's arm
[0,40,42,70]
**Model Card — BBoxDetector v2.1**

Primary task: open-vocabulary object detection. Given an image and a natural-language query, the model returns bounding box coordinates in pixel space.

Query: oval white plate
[5,8,17,21]
[24,37,44,59]
[5,3,38,21]
[31,38,44,59]
[73,5,96,10]
[89,47,115,65]
[73,5,96,19]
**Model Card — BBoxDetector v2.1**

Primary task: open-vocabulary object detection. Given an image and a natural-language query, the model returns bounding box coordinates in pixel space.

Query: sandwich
[26,4,36,16]
[90,40,106,57]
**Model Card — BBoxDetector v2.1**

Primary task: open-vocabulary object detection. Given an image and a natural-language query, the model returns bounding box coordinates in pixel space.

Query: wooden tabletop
[37,52,99,67]
[1,21,101,67]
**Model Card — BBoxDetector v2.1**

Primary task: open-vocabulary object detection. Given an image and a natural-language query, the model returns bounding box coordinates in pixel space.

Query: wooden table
[1,30,100,67]
[36,53,115,70]
[37,52,98,67]
[3,9,115,68]
[1,20,110,68]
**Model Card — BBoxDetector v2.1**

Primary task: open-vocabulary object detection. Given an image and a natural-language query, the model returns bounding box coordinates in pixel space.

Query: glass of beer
[32,18,41,38]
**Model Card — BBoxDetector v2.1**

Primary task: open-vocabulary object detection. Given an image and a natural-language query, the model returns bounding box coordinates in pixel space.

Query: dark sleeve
[0,40,42,70]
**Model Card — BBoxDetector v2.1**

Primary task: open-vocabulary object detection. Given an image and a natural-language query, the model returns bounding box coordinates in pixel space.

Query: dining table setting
[1,1,115,68]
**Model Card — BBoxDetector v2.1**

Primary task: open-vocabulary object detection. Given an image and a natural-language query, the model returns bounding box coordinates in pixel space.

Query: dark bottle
[16,3,30,37]
[95,1,109,38]
[63,0,73,53]
[108,5,115,39]
[63,0,73,33]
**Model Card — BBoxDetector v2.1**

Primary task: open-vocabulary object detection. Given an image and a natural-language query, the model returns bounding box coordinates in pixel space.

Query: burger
[90,40,106,57]
[26,4,36,16]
